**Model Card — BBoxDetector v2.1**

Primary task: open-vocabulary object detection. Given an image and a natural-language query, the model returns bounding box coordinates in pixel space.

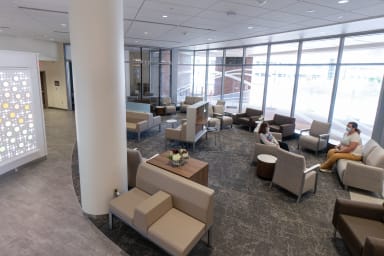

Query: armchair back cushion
[245,108,263,117]
[310,120,331,137]
[273,114,295,126]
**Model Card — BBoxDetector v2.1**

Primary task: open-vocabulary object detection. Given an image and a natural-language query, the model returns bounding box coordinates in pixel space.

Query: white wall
[0,35,69,109]
[39,44,69,109]
[0,35,61,61]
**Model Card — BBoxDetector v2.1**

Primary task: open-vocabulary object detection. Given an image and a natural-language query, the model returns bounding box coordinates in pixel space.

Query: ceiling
[1,0,384,50]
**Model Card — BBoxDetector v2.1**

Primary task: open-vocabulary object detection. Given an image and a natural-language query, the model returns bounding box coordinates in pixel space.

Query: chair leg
[207,229,213,247]
[296,195,302,203]
[334,228,337,238]
[108,212,113,230]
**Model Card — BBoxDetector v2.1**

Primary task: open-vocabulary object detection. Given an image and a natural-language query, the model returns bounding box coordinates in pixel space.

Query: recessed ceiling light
[338,15,344,19]
[162,15,168,18]
[135,41,139,43]
[338,0,349,4]
[248,26,254,29]
[144,31,148,35]
[60,23,67,27]
[306,9,315,13]
[207,38,212,41]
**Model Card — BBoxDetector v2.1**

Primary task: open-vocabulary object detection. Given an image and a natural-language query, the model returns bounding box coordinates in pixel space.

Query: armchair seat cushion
[338,214,384,254]
[148,208,206,256]
[109,188,150,225]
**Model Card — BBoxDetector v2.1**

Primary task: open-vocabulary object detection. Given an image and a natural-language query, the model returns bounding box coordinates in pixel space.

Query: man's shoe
[320,168,333,173]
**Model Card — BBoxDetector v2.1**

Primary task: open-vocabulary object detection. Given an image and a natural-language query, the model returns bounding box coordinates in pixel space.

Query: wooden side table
[256,154,277,180]
[155,106,166,116]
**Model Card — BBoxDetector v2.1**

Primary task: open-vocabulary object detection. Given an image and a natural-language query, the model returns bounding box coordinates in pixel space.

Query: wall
[39,44,69,109]
[0,35,60,61]
[0,35,69,109]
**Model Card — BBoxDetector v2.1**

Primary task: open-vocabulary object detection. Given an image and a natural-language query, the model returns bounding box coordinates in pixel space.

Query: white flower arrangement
[169,148,189,166]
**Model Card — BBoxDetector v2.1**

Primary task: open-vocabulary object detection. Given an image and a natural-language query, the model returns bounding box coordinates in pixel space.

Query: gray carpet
[72,113,351,256]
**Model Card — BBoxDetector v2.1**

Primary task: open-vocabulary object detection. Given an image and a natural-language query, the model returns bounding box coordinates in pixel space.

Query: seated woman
[320,121,363,173]
[258,122,289,151]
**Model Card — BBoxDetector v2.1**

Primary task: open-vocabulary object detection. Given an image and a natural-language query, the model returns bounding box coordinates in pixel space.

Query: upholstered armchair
[332,198,384,256]
[160,97,176,115]
[127,148,144,188]
[266,114,296,138]
[270,147,319,202]
[233,108,263,131]
[298,120,331,155]
[165,119,188,144]
[212,104,233,129]
[180,96,203,113]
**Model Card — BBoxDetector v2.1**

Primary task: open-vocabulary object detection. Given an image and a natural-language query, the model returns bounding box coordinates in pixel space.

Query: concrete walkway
[0,109,125,256]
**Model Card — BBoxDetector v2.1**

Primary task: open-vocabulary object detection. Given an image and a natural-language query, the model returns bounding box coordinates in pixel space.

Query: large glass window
[295,39,340,130]
[160,50,171,97]
[265,43,298,119]
[332,33,384,143]
[150,50,159,97]
[207,50,223,105]
[193,51,207,98]
[223,48,243,113]
[176,51,194,103]
[243,45,268,111]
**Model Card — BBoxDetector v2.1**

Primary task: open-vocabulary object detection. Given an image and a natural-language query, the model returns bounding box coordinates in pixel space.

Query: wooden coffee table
[147,151,208,186]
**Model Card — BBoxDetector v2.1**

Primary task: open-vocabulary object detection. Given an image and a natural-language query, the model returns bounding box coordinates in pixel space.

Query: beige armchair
[212,104,233,129]
[165,119,188,144]
[298,120,330,155]
[332,198,384,256]
[160,97,176,115]
[270,147,320,202]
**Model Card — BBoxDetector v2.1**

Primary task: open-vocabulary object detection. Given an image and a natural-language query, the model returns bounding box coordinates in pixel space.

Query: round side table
[256,154,277,180]
[166,119,178,128]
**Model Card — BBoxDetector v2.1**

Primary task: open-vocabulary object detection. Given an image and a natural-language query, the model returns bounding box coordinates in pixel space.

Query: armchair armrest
[363,237,384,256]
[304,164,320,174]
[332,198,384,227]
[213,112,223,118]
[343,161,384,195]
[318,133,330,139]
[133,190,172,235]
[249,115,262,122]
[299,128,310,135]
[271,132,282,141]
[136,120,148,132]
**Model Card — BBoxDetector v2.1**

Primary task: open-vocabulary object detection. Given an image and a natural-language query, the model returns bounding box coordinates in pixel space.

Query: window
[295,39,340,129]
[223,48,243,113]
[243,45,268,111]
[331,34,384,143]
[207,50,223,104]
[265,43,298,119]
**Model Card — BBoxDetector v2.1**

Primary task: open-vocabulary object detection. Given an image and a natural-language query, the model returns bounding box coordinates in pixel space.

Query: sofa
[336,139,384,196]
[109,162,214,256]
[180,96,203,113]
[332,198,384,256]
[266,114,296,138]
[232,108,263,131]
[126,111,161,141]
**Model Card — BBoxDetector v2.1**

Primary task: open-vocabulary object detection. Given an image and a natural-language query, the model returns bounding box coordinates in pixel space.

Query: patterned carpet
[72,113,352,256]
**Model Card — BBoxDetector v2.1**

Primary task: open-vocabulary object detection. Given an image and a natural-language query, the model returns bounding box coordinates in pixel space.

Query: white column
[69,0,127,214]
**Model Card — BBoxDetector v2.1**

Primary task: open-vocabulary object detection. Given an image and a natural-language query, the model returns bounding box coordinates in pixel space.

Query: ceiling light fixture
[256,0,267,6]
[60,23,67,27]
[306,9,315,13]
[248,26,254,29]
[162,15,168,18]
[144,31,148,35]
[338,0,349,4]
